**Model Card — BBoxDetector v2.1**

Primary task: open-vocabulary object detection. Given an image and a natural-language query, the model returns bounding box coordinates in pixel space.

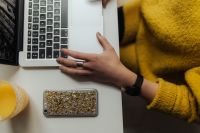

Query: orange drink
[0,81,29,120]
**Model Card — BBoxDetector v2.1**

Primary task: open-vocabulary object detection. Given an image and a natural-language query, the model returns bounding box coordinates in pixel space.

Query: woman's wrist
[141,79,158,102]
[116,65,158,102]
[117,66,137,87]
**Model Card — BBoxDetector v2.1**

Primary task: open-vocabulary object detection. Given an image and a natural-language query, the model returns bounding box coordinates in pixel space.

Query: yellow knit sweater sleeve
[120,0,200,122]
[121,0,141,44]
[141,0,200,122]
[147,67,200,122]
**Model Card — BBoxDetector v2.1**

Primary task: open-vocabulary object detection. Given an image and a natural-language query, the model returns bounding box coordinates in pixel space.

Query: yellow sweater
[120,0,200,122]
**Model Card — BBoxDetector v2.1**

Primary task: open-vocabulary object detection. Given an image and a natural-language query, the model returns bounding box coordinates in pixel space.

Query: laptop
[0,0,103,67]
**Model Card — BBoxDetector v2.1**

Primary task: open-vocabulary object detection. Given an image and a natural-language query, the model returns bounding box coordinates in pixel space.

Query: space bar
[61,0,68,28]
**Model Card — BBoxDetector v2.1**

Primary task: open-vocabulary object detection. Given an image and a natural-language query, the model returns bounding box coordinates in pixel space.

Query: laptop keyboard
[27,0,68,59]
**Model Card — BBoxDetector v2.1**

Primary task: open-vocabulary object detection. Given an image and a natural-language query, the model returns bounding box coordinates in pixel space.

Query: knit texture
[120,0,200,122]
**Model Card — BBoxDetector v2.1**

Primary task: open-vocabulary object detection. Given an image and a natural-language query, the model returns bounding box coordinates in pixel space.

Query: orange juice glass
[0,81,29,121]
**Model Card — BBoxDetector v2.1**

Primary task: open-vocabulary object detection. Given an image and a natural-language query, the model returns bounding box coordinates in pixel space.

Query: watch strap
[124,75,144,96]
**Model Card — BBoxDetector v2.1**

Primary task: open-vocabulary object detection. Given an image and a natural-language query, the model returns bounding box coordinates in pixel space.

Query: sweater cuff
[121,0,141,45]
[147,78,177,113]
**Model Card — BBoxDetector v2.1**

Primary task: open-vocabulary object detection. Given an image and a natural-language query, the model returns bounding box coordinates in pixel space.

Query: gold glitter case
[43,90,98,117]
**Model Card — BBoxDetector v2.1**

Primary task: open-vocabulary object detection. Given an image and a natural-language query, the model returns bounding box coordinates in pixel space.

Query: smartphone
[43,89,98,117]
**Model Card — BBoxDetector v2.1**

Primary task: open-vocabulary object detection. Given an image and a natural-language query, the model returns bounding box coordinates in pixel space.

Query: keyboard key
[28,16,32,22]
[61,45,68,49]
[33,4,39,10]
[47,33,53,39]
[29,2,32,8]
[33,31,39,37]
[47,26,53,32]
[54,2,60,8]
[47,12,53,18]
[61,29,68,37]
[27,45,31,51]
[32,38,38,44]
[33,24,39,30]
[28,31,31,36]
[54,43,60,49]
[28,23,32,29]
[61,50,68,58]
[61,38,68,44]
[40,21,46,27]
[46,47,52,58]
[28,38,31,44]
[32,45,38,51]
[54,22,60,28]
[40,14,46,20]
[61,0,68,28]
[28,2,32,8]
[33,0,39,3]
[33,17,39,23]
[54,29,60,35]
[40,35,45,41]
[40,0,46,6]
[47,19,53,25]
[54,9,60,14]
[53,51,59,58]
[32,53,38,59]
[27,53,31,59]
[61,45,68,58]
[40,7,46,13]
[54,36,60,42]
[54,16,60,21]
[47,40,52,46]
[39,42,45,48]
[29,9,32,15]
[33,11,39,16]
[47,0,53,4]
[40,28,45,34]
[39,49,45,59]
[47,5,53,11]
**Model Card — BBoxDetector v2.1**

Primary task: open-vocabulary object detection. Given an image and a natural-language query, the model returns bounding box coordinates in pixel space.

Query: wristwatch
[124,74,144,96]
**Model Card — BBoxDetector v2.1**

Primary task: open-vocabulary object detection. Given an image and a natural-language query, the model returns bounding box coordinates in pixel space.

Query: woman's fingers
[57,57,94,69]
[61,49,96,61]
[59,65,93,76]
[60,33,113,61]
[57,57,77,67]
[96,32,113,51]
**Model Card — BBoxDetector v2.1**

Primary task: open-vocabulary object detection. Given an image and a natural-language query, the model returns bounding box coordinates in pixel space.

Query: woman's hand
[57,33,136,87]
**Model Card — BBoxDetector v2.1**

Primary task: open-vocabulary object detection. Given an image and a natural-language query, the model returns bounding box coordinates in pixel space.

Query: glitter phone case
[43,89,98,117]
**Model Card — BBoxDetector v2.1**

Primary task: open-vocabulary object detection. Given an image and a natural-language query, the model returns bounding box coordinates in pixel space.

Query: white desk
[0,1,123,133]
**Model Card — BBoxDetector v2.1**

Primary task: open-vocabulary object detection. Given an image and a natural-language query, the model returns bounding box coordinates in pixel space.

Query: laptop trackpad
[70,0,103,26]
[69,0,103,54]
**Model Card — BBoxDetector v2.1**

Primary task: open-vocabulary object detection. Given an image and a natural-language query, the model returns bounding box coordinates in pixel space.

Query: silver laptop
[18,0,103,67]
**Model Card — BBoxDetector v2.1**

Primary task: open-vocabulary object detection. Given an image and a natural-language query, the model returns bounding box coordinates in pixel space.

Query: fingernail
[59,65,64,70]
[97,32,102,36]
[56,58,60,63]
[57,57,62,63]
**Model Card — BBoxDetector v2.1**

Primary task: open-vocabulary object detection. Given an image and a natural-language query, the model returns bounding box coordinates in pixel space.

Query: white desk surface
[0,1,124,133]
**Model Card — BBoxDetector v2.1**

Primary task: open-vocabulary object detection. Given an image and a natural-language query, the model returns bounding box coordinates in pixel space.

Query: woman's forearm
[57,32,158,103]
[122,70,158,102]
[141,79,158,102]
